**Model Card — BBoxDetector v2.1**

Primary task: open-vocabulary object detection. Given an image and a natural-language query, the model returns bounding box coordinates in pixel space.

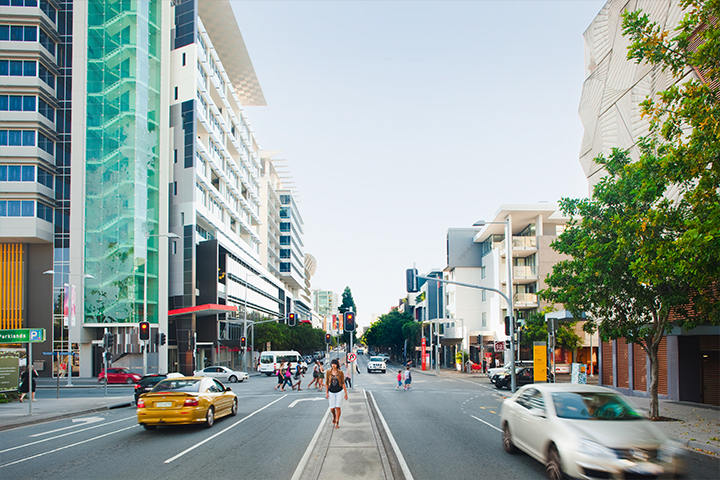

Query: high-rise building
[313,289,339,318]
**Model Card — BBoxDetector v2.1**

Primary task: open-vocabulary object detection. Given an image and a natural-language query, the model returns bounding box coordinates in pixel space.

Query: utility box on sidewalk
[571,363,587,384]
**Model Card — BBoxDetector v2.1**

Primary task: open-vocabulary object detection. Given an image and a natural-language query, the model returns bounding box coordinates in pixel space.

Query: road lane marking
[489,410,497,414]
[471,415,502,433]
[164,394,287,464]
[0,425,138,469]
[367,390,414,480]
[290,405,331,480]
[288,397,325,408]
[29,416,105,437]
[0,417,135,455]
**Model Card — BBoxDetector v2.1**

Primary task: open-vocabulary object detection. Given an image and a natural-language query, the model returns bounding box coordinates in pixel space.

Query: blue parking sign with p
[29,329,45,342]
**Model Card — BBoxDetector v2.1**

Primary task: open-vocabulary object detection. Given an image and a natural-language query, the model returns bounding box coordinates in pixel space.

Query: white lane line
[0,417,135,455]
[471,415,502,432]
[290,406,331,480]
[288,397,325,408]
[29,416,105,437]
[164,394,287,464]
[0,425,138,469]
[367,390,414,480]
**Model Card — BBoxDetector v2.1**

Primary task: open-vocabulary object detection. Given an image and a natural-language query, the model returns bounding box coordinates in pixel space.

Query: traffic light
[505,340,511,350]
[103,332,114,349]
[406,268,419,293]
[288,313,296,326]
[344,312,355,332]
[504,316,511,336]
[159,333,166,346]
[325,333,332,344]
[139,321,150,341]
[241,336,247,348]
[153,332,160,346]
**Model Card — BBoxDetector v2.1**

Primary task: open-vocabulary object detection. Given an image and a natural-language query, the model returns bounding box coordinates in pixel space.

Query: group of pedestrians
[396,364,412,390]
[273,362,308,392]
[307,360,325,390]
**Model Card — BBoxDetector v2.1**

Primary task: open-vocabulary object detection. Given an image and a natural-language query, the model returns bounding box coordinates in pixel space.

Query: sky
[230,0,607,328]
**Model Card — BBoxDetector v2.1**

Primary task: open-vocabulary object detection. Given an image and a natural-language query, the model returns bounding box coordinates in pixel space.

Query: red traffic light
[288,313,296,326]
[139,321,150,341]
[325,333,332,344]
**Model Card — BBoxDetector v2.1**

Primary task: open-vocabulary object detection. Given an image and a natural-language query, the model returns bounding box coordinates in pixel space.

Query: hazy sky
[231,0,606,328]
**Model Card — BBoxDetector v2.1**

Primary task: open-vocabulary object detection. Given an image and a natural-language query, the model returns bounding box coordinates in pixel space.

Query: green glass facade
[84,0,161,324]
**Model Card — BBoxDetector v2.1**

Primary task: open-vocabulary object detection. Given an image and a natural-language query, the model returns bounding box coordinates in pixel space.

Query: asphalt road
[2,353,718,480]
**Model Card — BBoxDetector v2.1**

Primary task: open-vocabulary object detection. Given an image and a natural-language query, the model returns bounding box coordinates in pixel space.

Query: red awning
[168,304,237,317]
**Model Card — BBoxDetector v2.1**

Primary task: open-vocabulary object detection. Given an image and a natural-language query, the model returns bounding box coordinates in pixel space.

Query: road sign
[494,341,505,352]
[0,328,46,344]
[347,353,357,363]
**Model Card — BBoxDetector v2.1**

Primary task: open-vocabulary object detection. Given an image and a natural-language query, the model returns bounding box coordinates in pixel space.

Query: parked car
[137,376,237,430]
[487,360,533,379]
[367,356,387,373]
[494,367,534,390]
[500,384,685,480]
[193,366,249,383]
[98,368,141,384]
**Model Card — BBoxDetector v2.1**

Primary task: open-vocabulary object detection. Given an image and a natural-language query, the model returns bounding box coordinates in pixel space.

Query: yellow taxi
[137,376,237,430]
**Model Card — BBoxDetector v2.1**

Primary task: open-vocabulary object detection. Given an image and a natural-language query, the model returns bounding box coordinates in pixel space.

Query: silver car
[500,384,685,479]
[193,366,249,383]
[367,356,386,373]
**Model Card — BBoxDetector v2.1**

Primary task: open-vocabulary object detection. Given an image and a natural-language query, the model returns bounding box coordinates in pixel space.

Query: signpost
[421,337,427,371]
[0,329,46,415]
[494,341,505,352]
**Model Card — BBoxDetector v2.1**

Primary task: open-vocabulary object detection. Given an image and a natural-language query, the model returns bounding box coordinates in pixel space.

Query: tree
[542,0,719,421]
[338,287,358,345]
[361,310,415,359]
[519,312,581,352]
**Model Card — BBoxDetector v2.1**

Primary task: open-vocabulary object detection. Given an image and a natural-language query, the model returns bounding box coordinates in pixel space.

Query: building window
[38,62,54,88]
[38,98,54,121]
[481,266,486,279]
[280,249,291,259]
[482,290,486,302]
[38,27,55,56]
[0,130,36,146]
[279,235,290,246]
[37,166,53,188]
[0,200,35,217]
[482,312,487,327]
[174,86,178,100]
[36,201,53,222]
[279,222,291,233]
[182,52,186,66]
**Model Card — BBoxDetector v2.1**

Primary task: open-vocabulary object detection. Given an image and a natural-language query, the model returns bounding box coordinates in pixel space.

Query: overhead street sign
[0,328,46,344]
[494,341,505,352]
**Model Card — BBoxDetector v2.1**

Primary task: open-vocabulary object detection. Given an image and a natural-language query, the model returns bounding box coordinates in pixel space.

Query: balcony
[514,293,539,307]
[499,236,538,257]
[500,265,538,284]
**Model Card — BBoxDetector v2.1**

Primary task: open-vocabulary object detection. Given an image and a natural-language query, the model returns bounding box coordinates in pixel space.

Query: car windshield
[552,392,643,420]
[151,379,201,393]
[370,357,383,362]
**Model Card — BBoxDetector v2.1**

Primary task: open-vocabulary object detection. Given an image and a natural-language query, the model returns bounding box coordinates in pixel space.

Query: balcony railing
[499,236,537,255]
[514,293,538,305]
[500,265,538,282]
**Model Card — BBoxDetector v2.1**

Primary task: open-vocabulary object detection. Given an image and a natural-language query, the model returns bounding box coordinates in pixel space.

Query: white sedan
[193,366,249,383]
[500,384,685,480]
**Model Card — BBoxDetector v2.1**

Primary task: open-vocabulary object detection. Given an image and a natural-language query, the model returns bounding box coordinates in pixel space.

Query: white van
[259,350,305,376]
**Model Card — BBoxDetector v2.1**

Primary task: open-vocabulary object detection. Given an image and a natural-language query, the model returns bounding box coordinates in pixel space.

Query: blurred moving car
[494,367,535,390]
[98,367,141,384]
[379,353,390,363]
[500,384,685,480]
[193,366,249,383]
[356,348,364,355]
[137,376,237,430]
[367,356,387,373]
[487,360,533,379]
[134,374,166,403]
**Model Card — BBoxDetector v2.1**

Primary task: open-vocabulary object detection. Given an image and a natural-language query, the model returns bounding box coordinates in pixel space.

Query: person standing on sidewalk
[325,359,348,428]
[19,365,38,402]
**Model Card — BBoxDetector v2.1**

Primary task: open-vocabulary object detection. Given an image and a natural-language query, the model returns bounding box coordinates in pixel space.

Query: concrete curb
[0,401,133,432]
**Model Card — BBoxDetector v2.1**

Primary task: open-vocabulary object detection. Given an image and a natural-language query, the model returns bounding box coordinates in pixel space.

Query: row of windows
[0,0,58,23]
[0,59,56,89]
[0,130,54,153]
[0,95,56,121]
[0,200,53,222]
[0,164,53,187]
[0,25,55,55]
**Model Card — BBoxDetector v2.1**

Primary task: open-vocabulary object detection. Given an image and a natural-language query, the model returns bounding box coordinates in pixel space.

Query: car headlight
[578,438,617,459]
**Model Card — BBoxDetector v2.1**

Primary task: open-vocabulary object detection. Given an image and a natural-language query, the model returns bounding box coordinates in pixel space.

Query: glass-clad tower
[83,0,161,325]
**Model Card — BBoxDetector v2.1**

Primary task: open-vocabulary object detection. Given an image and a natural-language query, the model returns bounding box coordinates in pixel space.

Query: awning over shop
[168,304,237,317]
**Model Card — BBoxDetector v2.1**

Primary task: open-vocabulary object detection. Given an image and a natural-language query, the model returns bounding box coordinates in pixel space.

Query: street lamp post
[473,217,516,392]
[43,270,94,387]
[142,232,180,375]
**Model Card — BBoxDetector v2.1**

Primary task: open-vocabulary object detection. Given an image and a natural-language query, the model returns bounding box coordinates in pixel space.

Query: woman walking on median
[325,359,348,428]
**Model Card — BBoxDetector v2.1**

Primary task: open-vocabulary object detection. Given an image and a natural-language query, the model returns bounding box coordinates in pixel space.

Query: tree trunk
[647,342,660,420]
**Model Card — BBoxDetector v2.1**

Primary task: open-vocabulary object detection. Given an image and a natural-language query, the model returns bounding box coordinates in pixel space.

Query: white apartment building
[444,204,570,366]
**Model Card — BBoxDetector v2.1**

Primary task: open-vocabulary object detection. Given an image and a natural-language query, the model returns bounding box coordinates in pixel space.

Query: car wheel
[265,373,272,377]
[502,423,517,454]
[99,378,106,384]
[546,445,564,480]
[204,407,215,428]
[142,424,156,430]
[126,378,134,384]
[230,398,238,416]
[496,382,504,389]
[367,369,371,373]
[229,375,237,383]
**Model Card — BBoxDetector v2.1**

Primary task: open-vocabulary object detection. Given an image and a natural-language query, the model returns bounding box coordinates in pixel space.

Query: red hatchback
[98,368,142,384]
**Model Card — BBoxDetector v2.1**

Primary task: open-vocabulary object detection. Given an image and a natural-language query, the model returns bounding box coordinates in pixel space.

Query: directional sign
[347,353,357,363]
[0,328,46,344]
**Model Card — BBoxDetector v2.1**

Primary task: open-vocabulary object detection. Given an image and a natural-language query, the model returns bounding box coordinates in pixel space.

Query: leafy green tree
[542,0,719,420]
[361,310,414,359]
[519,312,581,352]
[254,321,326,354]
